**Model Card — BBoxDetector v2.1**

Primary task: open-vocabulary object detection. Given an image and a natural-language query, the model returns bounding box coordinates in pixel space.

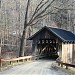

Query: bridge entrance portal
[37,39,58,58]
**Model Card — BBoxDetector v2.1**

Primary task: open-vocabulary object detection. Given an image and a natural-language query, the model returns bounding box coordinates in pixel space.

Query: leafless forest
[0,0,75,58]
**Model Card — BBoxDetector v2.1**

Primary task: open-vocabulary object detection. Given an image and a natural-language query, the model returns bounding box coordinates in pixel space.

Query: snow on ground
[0,59,75,75]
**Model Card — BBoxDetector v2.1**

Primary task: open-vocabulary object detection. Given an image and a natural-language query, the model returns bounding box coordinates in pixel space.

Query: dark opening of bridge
[37,39,58,59]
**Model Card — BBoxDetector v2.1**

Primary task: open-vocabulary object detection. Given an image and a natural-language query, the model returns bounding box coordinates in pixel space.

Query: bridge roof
[28,26,75,42]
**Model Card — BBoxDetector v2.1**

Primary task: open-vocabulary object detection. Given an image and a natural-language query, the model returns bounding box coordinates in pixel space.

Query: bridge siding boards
[62,43,75,64]
[28,26,75,65]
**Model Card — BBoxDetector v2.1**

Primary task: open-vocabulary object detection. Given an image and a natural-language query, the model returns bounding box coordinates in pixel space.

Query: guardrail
[0,55,47,70]
[56,58,75,69]
[0,56,33,70]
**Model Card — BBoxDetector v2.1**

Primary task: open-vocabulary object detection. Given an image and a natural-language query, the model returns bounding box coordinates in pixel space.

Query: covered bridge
[28,26,75,64]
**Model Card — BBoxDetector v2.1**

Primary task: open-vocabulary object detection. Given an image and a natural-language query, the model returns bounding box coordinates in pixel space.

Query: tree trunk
[19,28,26,57]
[19,0,55,57]
[19,0,30,57]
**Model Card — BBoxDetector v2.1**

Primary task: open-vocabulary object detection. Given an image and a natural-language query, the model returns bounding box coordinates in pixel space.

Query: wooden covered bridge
[0,26,75,73]
[28,26,75,64]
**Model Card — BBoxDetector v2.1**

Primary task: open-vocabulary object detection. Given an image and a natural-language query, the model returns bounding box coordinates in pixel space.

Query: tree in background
[19,0,57,57]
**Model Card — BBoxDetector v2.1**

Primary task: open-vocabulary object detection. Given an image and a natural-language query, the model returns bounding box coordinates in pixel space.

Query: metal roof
[28,26,75,42]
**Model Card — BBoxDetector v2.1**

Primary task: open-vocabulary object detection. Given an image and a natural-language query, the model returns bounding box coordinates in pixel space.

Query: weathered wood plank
[56,58,75,69]
[0,56,33,70]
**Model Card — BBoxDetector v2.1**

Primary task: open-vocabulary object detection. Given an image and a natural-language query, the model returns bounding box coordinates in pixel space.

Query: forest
[0,0,75,58]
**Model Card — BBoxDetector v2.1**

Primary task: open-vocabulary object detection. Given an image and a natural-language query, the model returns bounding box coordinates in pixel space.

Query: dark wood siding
[32,28,62,51]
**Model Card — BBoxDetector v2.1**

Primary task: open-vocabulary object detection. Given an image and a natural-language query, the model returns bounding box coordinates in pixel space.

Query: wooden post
[17,60,19,63]
[0,47,1,56]
[61,64,63,67]
[58,63,60,66]
[25,59,27,61]
[28,58,30,61]
[11,61,14,66]
[0,59,2,70]
[0,47,2,70]
[65,65,68,69]
[23,59,24,62]
[10,61,12,65]
[29,58,31,61]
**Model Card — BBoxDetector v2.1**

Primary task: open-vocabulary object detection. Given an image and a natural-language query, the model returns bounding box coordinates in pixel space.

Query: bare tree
[53,0,75,31]
[19,0,56,57]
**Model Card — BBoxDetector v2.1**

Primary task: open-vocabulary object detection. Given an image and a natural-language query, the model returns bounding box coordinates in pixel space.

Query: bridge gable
[28,26,75,42]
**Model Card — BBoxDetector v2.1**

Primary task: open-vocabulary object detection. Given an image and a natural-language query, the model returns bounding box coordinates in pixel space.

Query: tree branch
[28,0,55,25]
[29,20,40,26]
[36,0,49,13]
[28,0,49,25]
[29,17,46,26]
[53,6,75,10]
[37,10,54,19]
[24,0,30,29]
[35,0,44,12]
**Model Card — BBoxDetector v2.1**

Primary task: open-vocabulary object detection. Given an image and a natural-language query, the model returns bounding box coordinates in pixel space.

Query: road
[0,59,75,75]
